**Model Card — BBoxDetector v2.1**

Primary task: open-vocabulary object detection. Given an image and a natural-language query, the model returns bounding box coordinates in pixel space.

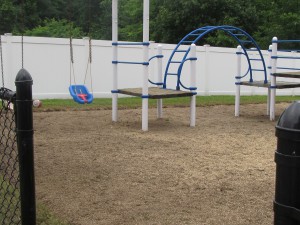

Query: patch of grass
[0,175,68,225]
[0,175,20,224]
[35,95,300,112]
[37,204,69,225]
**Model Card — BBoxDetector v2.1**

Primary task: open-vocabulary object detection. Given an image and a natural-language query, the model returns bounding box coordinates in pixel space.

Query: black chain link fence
[0,87,21,225]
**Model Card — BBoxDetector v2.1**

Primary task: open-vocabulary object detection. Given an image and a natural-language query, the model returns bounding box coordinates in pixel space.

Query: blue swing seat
[69,85,93,104]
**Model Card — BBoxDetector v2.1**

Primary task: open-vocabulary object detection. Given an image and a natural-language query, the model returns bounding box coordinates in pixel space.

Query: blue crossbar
[148,79,163,86]
[273,40,300,43]
[175,50,187,52]
[277,49,300,53]
[240,40,252,43]
[148,54,163,62]
[252,68,265,71]
[249,58,263,61]
[112,60,149,65]
[112,42,150,46]
[272,56,300,59]
[277,67,300,71]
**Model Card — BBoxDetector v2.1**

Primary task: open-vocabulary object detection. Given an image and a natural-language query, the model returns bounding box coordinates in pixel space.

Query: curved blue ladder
[69,85,93,104]
[163,25,267,90]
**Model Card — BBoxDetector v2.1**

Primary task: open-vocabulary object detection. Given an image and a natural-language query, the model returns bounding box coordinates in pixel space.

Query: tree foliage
[24,19,84,38]
[0,0,299,49]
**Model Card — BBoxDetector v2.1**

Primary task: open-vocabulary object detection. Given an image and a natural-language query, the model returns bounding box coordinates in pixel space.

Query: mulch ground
[34,103,289,225]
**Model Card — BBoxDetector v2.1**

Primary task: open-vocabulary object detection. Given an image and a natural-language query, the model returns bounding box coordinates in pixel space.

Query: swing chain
[21,35,24,69]
[70,37,74,64]
[0,35,4,87]
[21,0,25,69]
[89,37,92,63]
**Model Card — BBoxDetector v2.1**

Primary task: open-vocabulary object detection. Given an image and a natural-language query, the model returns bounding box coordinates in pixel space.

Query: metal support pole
[142,0,149,131]
[15,68,36,225]
[270,37,278,121]
[235,45,242,117]
[112,0,118,122]
[157,44,163,119]
[267,45,272,116]
[190,44,196,127]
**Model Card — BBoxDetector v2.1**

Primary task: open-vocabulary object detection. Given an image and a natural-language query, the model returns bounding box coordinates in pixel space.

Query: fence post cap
[15,69,33,85]
[276,101,300,140]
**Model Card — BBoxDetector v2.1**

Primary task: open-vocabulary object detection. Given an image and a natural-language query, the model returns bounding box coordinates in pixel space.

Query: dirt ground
[33,103,290,225]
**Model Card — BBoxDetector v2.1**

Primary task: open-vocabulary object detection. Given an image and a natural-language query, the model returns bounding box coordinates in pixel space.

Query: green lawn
[36,95,300,111]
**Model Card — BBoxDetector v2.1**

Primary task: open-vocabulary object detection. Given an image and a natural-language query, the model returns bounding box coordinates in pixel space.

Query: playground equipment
[235,38,300,120]
[68,37,94,104]
[112,0,299,128]
[112,0,197,131]
[112,0,274,131]
[68,0,94,104]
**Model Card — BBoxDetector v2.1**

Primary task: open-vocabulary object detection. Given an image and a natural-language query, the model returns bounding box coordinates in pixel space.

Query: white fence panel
[1,34,299,99]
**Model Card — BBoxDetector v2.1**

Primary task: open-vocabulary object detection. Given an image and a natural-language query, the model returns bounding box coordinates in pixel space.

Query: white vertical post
[190,44,196,127]
[270,37,278,121]
[5,33,13,89]
[204,44,210,95]
[142,0,149,131]
[267,45,272,116]
[112,0,118,122]
[235,45,242,117]
[157,44,163,119]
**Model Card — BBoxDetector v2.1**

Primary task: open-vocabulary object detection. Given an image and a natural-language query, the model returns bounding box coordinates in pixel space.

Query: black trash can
[274,101,300,225]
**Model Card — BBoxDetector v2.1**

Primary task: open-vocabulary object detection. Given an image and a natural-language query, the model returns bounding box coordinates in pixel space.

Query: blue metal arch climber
[163,25,267,90]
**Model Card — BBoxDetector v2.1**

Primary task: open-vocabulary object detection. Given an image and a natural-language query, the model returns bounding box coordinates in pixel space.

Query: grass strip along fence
[36,95,300,112]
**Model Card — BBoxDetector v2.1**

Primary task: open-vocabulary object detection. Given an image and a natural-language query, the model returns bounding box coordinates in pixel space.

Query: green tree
[24,19,84,38]
[0,0,16,33]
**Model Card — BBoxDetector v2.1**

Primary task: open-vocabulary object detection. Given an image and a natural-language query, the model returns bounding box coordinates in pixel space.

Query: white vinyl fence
[1,33,299,99]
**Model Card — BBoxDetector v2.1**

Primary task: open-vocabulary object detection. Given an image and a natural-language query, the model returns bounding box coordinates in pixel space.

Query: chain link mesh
[0,88,20,225]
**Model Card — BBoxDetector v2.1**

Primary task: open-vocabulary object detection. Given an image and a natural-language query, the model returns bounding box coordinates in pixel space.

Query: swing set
[68,0,94,104]
[68,36,94,104]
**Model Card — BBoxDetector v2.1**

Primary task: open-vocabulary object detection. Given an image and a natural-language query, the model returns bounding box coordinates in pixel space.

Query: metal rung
[189,34,202,36]
[277,67,300,71]
[278,49,300,53]
[167,73,178,75]
[170,61,182,63]
[252,69,265,72]
[240,40,252,43]
[223,28,236,31]
[273,40,300,43]
[112,42,150,46]
[175,50,187,52]
[182,41,194,43]
[274,56,300,60]
[233,34,246,36]
[249,58,263,61]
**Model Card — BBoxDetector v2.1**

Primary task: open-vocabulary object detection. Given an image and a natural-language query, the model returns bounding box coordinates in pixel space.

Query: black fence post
[15,69,36,225]
[274,101,300,225]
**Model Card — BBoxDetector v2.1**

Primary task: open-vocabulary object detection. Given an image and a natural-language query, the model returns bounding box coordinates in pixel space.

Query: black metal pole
[274,101,300,225]
[15,68,36,225]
